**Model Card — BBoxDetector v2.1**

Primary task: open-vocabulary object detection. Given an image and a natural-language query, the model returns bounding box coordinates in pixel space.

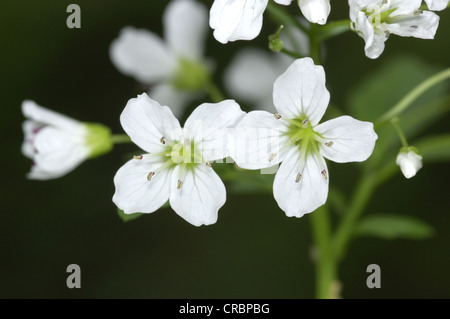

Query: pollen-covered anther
[302,119,309,127]
[321,170,328,180]
[147,171,155,181]
[385,30,391,38]
[325,141,333,147]
[268,153,277,162]
[205,162,212,167]
[274,113,282,120]
[133,155,143,160]
[295,173,302,183]
[177,180,183,189]
[160,136,166,145]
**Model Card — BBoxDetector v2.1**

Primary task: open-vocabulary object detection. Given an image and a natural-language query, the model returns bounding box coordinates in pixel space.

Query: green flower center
[284,116,323,157]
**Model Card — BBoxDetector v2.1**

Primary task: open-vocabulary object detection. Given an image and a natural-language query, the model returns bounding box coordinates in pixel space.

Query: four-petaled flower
[209,0,331,44]
[229,58,378,218]
[112,93,245,226]
[22,100,112,180]
[349,0,440,59]
[110,0,210,118]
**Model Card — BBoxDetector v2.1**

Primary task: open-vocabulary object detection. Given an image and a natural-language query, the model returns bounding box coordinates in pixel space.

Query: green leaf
[415,134,450,163]
[355,214,434,240]
[117,208,144,222]
[347,54,446,123]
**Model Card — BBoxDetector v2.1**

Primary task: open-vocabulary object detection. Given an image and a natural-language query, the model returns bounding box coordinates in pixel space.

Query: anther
[295,173,302,183]
[321,170,328,180]
[325,141,333,147]
[206,162,212,167]
[160,137,166,145]
[147,172,155,181]
[410,25,418,29]
[177,180,183,189]
[133,155,143,160]
[268,153,277,162]
[385,30,391,38]
[274,113,282,120]
[302,119,309,127]
[413,10,423,16]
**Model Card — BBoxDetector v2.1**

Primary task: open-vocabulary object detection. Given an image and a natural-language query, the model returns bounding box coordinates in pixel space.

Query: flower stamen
[133,155,143,160]
[274,113,282,120]
[295,173,302,183]
[321,170,328,180]
[268,153,277,162]
[147,171,155,181]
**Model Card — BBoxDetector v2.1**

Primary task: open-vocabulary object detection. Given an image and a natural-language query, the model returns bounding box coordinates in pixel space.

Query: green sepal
[84,122,113,159]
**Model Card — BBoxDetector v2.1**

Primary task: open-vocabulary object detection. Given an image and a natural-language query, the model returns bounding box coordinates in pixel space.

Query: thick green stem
[333,170,378,260]
[377,68,450,125]
[310,205,337,298]
[111,134,131,144]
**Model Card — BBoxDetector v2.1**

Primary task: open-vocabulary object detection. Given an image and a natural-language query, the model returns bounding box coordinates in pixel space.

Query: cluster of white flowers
[21,0,447,226]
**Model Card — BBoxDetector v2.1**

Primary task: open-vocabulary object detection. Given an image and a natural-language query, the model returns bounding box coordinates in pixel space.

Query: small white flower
[22,100,112,180]
[110,0,210,117]
[229,58,378,218]
[298,0,331,25]
[349,0,440,59]
[209,0,291,44]
[425,0,449,11]
[396,148,423,179]
[224,22,310,112]
[112,93,244,226]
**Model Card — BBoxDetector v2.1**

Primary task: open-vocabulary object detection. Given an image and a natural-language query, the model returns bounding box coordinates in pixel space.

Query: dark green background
[1,0,449,298]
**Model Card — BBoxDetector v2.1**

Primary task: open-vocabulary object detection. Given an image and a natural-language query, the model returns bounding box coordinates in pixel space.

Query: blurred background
[1,0,449,298]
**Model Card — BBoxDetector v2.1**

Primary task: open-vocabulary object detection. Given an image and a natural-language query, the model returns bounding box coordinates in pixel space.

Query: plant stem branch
[111,134,131,144]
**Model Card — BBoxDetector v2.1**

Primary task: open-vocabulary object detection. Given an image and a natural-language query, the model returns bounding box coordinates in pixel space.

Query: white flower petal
[274,0,292,4]
[113,156,172,214]
[169,164,226,226]
[109,27,176,83]
[354,11,387,59]
[31,127,88,179]
[209,0,268,44]
[230,111,289,169]
[22,100,83,133]
[273,58,330,125]
[164,0,208,60]
[396,151,423,179]
[389,11,440,39]
[184,100,245,162]
[425,0,449,11]
[120,93,182,153]
[224,48,291,111]
[22,120,42,158]
[274,148,329,218]
[299,0,331,25]
[149,83,196,119]
[391,0,422,15]
[315,115,378,163]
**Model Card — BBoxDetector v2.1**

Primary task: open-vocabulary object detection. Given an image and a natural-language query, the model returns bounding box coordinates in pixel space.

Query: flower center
[284,116,322,156]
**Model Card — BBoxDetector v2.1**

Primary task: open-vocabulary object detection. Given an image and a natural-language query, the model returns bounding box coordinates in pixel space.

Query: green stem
[316,19,351,42]
[266,1,309,34]
[391,117,409,148]
[377,67,450,125]
[333,170,378,260]
[111,134,132,144]
[310,205,337,298]
[281,48,305,59]
[309,26,321,65]
[207,83,225,103]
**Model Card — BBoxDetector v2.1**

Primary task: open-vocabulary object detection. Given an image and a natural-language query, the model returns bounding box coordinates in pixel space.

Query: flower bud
[396,147,423,179]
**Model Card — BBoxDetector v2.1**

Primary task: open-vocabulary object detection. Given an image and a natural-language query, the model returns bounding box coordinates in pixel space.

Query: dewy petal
[184,100,245,162]
[109,27,176,83]
[209,0,268,44]
[113,156,172,214]
[169,164,226,226]
[425,0,449,11]
[299,0,331,25]
[230,111,289,170]
[273,147,329,218]
[388,11,440,39]
[164,0,208,60]
[224,48,291,111]
[31,126,89,179]
[315,115,378,163]
[149,83,197,119]
[273,58,330,125]
[22,100,83,133]
[120,93,182,153]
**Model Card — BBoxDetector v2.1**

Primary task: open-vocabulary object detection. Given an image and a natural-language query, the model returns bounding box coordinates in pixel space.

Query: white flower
[109,0,210,118]
[22,100,112,180]
[349,0,440,59]
[229,58,378,218]
[425,0,449,11]
[112,93,244,226]
[298,0,331,25]
[224,22,310,112]
[396,148,423,178]
[209,0,291,44]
